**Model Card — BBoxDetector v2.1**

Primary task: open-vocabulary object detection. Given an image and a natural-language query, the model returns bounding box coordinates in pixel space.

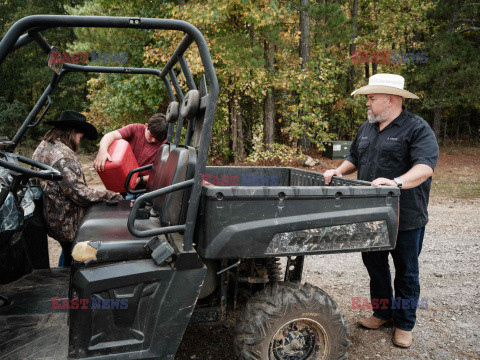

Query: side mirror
[46,47,62,74]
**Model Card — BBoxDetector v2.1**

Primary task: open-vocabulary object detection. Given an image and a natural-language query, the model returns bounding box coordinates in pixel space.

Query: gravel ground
[174,197,480,360]
[300,197,480,360]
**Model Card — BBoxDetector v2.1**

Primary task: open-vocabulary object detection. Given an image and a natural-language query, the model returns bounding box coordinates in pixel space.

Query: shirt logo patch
[387,137,398,141]
[361,136,368,140]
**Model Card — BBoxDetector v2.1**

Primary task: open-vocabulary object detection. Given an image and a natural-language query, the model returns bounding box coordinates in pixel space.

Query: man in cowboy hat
[324,74,439,348]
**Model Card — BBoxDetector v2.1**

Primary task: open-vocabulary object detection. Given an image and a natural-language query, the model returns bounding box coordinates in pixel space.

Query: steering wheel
[0,151,62,181]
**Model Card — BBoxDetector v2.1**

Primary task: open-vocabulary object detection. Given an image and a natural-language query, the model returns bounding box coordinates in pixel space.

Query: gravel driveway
[175,197,480,359]
[300,198,480,359]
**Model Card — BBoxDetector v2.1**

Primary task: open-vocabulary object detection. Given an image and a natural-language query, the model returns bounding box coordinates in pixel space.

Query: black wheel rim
[269,318,327,360]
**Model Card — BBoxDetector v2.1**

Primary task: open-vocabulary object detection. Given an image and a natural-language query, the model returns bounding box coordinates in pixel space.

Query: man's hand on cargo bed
[371,177,397,187]
[324,161,357,185]
[324,169,343,185]
[372,165,434,190]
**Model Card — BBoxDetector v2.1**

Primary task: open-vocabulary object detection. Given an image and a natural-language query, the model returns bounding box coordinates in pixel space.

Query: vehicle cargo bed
[196,166,399,259]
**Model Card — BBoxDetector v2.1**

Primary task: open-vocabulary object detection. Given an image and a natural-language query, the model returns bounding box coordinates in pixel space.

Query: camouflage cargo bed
[195,166,400,259]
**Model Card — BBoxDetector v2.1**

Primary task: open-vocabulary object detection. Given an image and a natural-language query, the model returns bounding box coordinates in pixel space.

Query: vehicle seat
[145,143,175,192]
[76,143,174,225]
[74,145,196,245]
[154,146,196,227]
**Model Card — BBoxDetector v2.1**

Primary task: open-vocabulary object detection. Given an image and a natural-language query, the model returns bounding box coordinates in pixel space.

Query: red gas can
[97,139,139,193]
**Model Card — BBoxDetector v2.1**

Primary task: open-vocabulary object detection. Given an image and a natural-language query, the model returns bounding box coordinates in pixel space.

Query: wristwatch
[393,177,403,188]
[139,175,145,185]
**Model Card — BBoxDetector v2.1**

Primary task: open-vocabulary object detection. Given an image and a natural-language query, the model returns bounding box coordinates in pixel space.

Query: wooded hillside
[1,0,479,161]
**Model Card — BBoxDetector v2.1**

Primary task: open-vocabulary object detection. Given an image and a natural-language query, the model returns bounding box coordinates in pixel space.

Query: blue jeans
[125,193,141,201]
[361,227,425,331]
[58,241,73,267]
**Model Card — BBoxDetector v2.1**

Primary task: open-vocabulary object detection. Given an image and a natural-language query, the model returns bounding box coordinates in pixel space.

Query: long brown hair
[43,127,79,152]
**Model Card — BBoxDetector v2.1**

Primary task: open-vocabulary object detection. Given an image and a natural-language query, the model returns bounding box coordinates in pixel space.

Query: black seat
[145,143,175,192]
[75,143,174,228]
[74,145,196,245]
[74,201,160,243]
[154,146,196,227]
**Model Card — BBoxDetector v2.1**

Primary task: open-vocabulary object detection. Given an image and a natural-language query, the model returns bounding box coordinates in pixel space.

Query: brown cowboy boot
[357,315,390,329]
[393,328,413,347]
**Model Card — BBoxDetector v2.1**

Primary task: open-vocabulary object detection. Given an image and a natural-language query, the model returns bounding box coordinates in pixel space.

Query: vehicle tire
[234,282,350,360]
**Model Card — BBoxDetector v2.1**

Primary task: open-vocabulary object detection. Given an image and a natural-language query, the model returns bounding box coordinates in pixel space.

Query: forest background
[1,0,479,164]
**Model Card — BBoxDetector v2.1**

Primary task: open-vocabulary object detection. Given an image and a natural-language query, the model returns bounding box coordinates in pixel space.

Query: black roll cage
[0,15,219,252]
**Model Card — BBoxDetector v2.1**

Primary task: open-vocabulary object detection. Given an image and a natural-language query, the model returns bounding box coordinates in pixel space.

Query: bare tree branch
[459,26,480,33]
[455,19,480,23]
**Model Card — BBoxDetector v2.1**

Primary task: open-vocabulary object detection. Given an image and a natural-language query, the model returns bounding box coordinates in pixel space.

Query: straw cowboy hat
[351,73,419,99]
[45,110,98,140]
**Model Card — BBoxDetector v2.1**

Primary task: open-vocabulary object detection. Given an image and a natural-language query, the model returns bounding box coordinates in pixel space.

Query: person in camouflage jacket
[32,111,122,266]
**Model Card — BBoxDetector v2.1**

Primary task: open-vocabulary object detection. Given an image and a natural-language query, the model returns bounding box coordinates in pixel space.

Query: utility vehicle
[0,15,400,360]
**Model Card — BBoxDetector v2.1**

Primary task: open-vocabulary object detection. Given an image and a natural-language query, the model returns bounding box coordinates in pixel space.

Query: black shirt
[346,109,439,231]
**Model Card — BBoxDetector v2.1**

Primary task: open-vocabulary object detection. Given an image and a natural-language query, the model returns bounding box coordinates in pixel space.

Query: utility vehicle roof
[0,15,218,151]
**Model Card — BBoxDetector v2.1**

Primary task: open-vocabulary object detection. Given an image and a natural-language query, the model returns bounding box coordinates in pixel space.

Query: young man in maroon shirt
[93,113,168,188]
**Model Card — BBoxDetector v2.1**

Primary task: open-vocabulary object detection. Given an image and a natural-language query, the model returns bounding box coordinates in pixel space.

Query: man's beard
[367,106,390,124]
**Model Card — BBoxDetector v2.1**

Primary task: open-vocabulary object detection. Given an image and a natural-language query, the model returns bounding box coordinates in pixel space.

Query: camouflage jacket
[32,140,122,242]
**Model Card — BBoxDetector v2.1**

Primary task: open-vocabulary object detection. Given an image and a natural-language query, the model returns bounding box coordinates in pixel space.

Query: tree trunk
[237,98,244,163]
[263,41,275,151]
[229,89,244,165]
[347,0,359,94]
[443,118,448,143]
[372,62,377,75]
[299,0,311,151]
[364,62,370,78]
[346,0,359,140]
[433,106,443,141]
[300,0,310,66]
[229,93,237,163]
[456,120,459,142]
[263,87,275,150]
[314,0,324,46]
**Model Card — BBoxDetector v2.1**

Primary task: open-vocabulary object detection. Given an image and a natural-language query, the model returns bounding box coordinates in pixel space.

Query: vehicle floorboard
[0,268,69,360]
